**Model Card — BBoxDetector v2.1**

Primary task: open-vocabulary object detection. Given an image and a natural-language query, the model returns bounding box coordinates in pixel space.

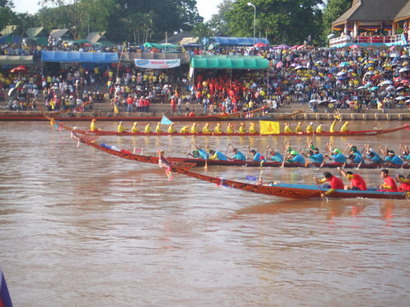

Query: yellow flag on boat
[113,104,119,114]
[259,121,280,135]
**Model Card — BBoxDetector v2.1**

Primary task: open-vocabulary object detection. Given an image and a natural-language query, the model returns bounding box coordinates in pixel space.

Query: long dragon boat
[169,166,409,200]
[72,131,410,169]
[72,123,409,137]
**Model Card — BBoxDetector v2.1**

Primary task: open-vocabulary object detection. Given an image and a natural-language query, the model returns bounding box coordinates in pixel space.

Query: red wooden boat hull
[72,132,410,169]
[170,167,409,200]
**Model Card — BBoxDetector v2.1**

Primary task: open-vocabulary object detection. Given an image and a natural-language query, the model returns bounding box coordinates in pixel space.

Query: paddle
[280,142,289,168]
[225,143,233,156]
[186,143,192,157]
[313,176,328,201]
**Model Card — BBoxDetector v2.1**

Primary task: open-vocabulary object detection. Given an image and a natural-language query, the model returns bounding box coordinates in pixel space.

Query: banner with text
[134,59,181,69]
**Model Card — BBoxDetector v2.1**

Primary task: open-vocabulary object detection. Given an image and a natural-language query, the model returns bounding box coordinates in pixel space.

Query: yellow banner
[259,121,280,135]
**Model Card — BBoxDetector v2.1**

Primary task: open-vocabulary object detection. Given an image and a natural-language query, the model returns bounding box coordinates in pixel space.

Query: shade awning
[0,55,34,65]
[208,37,269,46]
[190,55,269,70]
[41,51,118,63]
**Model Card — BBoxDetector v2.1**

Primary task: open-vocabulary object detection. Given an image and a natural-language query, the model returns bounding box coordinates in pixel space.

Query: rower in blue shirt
[327,148,347,163]
[287,150,306,164]
[230,148,247,161]
[366,151,383,164]
[249,148,265,162]
[189,144,209,159]
[266,148,283,163]
[384,150,403,166]
[347,151,364,164]
[306,147,324,164]
[208,149,228,160]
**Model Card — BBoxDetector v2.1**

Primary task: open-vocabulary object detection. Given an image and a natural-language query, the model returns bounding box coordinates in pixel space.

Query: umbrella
[277,44,290,49]
[349,44,359,49]
[386,85,395,92]
[295,65,307,70]
[337,71,347,76]
[10,65,28,73]
[339,62,350,67]
[378,80,393,86]
[400,55,409,59]
[390,53,399,58]
[371,86,379,91]
[254,42,268,48]
[400,79,410,86]
[396,86,405,92]
[399,67,410,73]
[395,96,406,100]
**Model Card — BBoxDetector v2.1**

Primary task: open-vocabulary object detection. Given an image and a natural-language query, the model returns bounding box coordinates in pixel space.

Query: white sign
[134,59,180,69]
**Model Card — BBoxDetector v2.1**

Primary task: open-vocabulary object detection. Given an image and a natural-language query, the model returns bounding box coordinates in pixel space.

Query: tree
[322,0,351,39]
[225,0,323,45]
[207,0,233,36]
[0,0,14,8]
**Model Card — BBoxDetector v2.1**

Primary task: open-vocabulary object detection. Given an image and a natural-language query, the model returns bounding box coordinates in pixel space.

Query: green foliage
[226,0,324,45]
[322,0,351,39]
[0,7,17,31]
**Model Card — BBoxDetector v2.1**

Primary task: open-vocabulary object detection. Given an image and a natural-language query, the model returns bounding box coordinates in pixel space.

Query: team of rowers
[186,141,410,167]
[90,118,350,134]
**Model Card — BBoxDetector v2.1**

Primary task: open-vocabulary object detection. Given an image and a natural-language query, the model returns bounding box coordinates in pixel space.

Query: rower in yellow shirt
[340,121,349,132]
[180,125,189,133]
[249,122,257,134]
[202,123,211,134]
[226,123,234,134]
[315,123,323,133]
[284,122,293,133]
[117,121,126,133]
[306,122,314,133]
[329,119,337,133]
[144,123,152,133]
[190,123,199,134]
[131,122,139,133]
[214,123,222,134]
[238,122,246,134]
[295,122,303,133]
[90,118,97,131]
[155,122,163,133]
[168,123,177,133]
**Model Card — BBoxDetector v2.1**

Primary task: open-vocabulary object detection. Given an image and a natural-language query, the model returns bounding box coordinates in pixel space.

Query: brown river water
[1,120,410,306]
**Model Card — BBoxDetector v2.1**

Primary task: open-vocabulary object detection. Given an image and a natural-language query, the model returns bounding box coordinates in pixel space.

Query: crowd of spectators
[1,39,410,114]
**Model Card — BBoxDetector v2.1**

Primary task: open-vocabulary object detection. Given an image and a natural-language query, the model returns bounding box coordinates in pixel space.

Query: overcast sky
[13,0,223,21]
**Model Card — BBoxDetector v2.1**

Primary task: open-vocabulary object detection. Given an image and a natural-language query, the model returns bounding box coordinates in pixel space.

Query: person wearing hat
[287,150,306,164]
[155,122,163,134]
[117,121,126,133]
[337,167,367,191]
[238,123,246,134]
[188,144,209,160]
[313,171,344,197]
[284,122,293,133]
[383,150,404,166]
[326,148,347,163]
[315,123,323,133]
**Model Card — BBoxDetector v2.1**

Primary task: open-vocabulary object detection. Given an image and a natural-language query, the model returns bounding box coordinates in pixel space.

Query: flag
[160,115,173,125]
[259,121,280,135]
[113,104,119,114]
[0,269,13,307]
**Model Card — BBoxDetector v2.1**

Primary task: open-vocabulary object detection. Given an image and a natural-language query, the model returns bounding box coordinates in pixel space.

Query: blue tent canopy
[208,37,269,46]
[41,51,118,63]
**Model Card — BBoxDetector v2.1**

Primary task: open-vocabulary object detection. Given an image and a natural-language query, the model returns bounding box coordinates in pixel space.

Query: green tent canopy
[190,55,269,70]
[143,42,179,49]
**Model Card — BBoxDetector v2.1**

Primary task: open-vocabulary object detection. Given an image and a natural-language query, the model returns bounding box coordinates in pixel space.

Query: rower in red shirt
[378,169,398,192]
[338,167,367,191]
[314,171,344,198]
[396,174,410,192]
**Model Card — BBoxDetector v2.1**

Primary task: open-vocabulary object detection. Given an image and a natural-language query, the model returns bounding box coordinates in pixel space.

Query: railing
[329,34,403,47]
